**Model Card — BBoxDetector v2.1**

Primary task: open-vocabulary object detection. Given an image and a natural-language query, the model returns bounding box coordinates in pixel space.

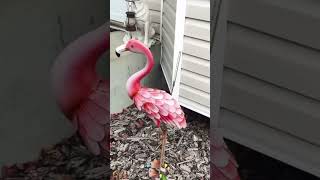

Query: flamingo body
[133,87,186,129]
[52,24,109,155]
[116,39,186,129]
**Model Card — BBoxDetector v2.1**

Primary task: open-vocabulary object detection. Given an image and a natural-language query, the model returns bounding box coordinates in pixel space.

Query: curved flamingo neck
[52,23,109,117]
[69,24,109,73]
[126,46,154,98]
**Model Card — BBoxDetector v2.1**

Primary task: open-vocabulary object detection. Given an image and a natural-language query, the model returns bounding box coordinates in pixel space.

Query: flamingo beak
[115,44,127,57]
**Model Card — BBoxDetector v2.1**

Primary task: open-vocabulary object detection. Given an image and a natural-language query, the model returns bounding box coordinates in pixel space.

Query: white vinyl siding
[178,0,210,117]
[160,0,177,91]
[222,0,320,177]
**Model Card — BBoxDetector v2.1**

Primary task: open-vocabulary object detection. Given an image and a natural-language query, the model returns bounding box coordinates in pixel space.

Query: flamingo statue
[115,39,186,172]
[116,39,239,179]
[51,23,110,155]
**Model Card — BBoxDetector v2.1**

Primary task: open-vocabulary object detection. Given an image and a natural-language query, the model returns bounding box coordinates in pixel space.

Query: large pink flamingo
[51,23,109,155]
[115,39,187,130]
[115,39,186,169]
[116,39,240,179]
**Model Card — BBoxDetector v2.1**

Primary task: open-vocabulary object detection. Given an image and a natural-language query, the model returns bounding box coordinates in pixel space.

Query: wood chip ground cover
[110,105,210,180]
[1,135,111,180]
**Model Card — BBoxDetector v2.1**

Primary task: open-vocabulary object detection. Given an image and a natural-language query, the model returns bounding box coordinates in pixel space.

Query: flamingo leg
[159,124,167,167]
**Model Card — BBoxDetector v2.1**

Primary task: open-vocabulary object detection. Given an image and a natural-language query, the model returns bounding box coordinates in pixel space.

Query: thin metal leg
[159,125,167,166]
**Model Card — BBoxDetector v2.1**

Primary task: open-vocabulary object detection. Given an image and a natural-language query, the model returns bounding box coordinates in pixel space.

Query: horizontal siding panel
[181,69,210,93]
[182,54,210,77]
[166,0,177,10]
[186,0,210,21]
[183,36,210,60]
[184,18,210,41]
[161,54,172,89]
[179,83,210,107]
[162,40,173,66]
[148,0,161,11]
[150,10,160,23]
[228,0,320,50]
[226,23,320,101]
[170,0,210,117]
[162,15,175,44]
[222,68,320,146]
[161,65,172,90]
[163,0,176,26]
[179,96,210,117]
[162,29,174,61]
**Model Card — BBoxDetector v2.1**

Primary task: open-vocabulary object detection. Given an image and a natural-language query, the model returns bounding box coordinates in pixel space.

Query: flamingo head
[115,39,149,57]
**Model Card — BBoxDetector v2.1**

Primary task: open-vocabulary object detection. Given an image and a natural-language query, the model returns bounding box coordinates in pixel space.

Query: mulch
[1,133,111,180]
[110,105,210,180]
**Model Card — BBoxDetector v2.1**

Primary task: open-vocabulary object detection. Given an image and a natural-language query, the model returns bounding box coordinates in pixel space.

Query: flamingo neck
[72,24,109,75]
[126,47,154,98]
[52,23,109,116]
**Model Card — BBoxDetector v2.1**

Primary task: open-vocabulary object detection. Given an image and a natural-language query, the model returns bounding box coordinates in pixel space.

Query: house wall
[160,0,177,91]
[178,0,210,117]
[0,0,107,169]
[221,0,320,177]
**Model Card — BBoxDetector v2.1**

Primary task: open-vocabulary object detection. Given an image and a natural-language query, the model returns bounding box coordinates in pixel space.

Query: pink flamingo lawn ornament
[116,39,240,179]
[115,39,187,170]
[51,23,110,155]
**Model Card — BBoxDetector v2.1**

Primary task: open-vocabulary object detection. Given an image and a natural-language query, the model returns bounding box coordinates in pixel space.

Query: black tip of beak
[115,51,120,57]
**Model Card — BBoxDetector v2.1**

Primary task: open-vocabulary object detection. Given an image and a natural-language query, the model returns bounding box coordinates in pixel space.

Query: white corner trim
[171,0,187,99]
[159,0,164,42]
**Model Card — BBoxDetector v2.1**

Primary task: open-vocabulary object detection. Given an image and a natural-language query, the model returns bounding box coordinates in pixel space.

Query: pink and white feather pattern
[211,129,240,180]
[133,87,186,129]
[73,80,110,155]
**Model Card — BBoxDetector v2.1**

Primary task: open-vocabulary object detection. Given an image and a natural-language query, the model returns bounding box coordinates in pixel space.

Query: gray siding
[222,0,320,176]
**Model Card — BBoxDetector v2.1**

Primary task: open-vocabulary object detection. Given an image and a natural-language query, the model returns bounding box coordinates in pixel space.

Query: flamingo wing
[133,87,186,129]
[211,129,240,180]
[74,80,110,155]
